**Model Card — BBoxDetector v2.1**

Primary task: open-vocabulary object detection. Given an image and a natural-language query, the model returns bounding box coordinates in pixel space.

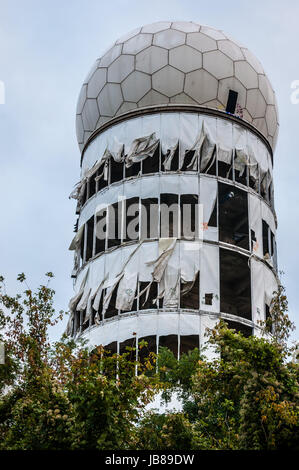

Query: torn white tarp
[234,147,248,176]
[125,133,159,167]
[249,194,262,258]
[200,121,216,171]
[69,224,84,251]
[163,140,178,170]
[77,287,91,311]
[115,271,138,311]
[200,177,217,228]
[162,242,180,309]
[264,264,278,306]
[146,238,177,283]
[102,273,124,318]
[66,268,90,334]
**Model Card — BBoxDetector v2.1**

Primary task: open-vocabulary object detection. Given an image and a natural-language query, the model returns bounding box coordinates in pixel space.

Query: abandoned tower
[67,21,279,359]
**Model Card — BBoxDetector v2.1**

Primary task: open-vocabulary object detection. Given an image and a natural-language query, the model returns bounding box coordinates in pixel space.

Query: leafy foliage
[0,274,298,450]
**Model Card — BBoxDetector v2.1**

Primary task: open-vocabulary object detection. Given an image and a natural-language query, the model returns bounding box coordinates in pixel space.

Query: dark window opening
[204,293,213,305]
[201,151,216,175]
[219,182,249,250]
[97,163,108,192]
[124,197,139,243]
[181,150,197,172]
[104,287,119,320]
[81,309,89,332]
[180,272,199,309]
[179,335,199,356]
[95,289,104,323]
[208,201,217,228]
[80,227,85,261]
[110,157,124,184]
[104,341,117,355]
[218,160,233,180]
[125,162,141,179]
[249,172,258,191]
[85,217,94,262]
[82,184,87,206]
[108,202,122,248]
[180,194,198,239]
[251,229,257,252]
[234,155,248,186]
[141,198,159,239]
[160,193,179,238]
[139,282,158,310]
[119,337,137,358]
[142,145,160,174]
[224,320,252,337]
[159,335,178,358]
[220,248,252,320]
[138,335,156,364]
[89,176,96,199]
[226,90,238,114]
[162,145,179,171]
[262,220,270,258]
[95,208,107,254]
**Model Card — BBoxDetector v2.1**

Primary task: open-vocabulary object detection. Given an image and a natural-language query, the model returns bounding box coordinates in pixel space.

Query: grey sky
[0,0,298,341]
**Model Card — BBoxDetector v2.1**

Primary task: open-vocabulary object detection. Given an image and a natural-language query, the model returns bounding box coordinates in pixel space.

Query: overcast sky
[0,0,298,342]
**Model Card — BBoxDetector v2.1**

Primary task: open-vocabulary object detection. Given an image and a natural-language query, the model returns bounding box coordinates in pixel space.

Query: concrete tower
[67,22,279,359]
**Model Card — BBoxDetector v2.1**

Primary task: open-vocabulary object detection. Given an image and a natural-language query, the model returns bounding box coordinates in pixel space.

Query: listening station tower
[67,21,279,359]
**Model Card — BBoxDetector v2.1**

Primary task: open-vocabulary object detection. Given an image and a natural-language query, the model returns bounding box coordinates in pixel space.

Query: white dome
[76,21,279,152]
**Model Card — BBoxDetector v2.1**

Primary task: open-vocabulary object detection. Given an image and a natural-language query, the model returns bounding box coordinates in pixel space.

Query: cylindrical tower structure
[67,22,279,359]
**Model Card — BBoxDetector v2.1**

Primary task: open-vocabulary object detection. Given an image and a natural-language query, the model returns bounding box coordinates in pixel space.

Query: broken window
[104,287,119,320]
[181,150,197,172]
[180,194,198,240]
[108,202,122,249]
[96,162,108,192]
[159,335,178,358]
[251,229,257,252]
[104,341,117,355]
[162,144,179,171]
[204,293,213,305]
[224,320,252,337]
[226,90,238,114]
[85,216,94,262]
[262,220,275,262]
[125,161,141,179]
[88,175,96,199]
[139,281,158,310]
[180,272,199,309]
[142,144,160,174]
[138,335,156,364]
[218,159,233,180]
[140,198,159,239]
[110,157,124,184]
[219,182,249,250]
[262,220,270,258]
[95,207,107,254]
[234,151,248,186]
[160,193,179,238]
[124,197,139,243]
[119,337,137,358]
[179,335,199,356]
[201,150,216,175]
[220,249,252,320]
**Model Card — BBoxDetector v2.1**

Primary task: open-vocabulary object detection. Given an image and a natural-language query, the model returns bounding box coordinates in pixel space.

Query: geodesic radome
[76,21,279,152]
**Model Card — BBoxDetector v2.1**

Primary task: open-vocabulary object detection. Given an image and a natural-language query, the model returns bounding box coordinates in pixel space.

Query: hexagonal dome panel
[76,21,279,152]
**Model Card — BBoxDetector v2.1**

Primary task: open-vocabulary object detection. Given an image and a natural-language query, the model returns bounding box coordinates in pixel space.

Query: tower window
[219,183,249,250]
[226,90,238,114]
[220,248,252,320]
